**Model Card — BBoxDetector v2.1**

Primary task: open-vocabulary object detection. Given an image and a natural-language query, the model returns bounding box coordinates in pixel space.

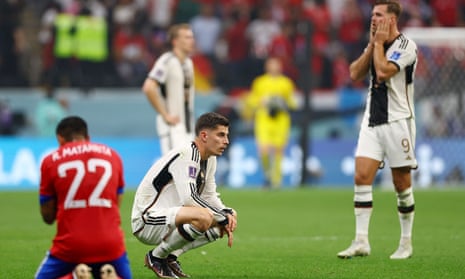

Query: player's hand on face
[370,21,376,43]
[374,19,389,43]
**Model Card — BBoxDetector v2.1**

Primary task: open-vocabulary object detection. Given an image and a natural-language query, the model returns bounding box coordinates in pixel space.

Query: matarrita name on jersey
[52,143,112,161]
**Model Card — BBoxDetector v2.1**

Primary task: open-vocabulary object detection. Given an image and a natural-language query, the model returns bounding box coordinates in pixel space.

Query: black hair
[195,112,229,135]
[56,116,89,142]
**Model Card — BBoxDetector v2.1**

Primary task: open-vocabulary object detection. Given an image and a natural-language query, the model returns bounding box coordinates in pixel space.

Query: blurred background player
[142,23,196,155]
[245,57,297,188]
[35,116,132,278]
[337,0,417,260]
[35,84,68,137]
[131,112,237,278]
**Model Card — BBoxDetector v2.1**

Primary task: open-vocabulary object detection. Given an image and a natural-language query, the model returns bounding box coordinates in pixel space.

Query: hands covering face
[373,18,392,44]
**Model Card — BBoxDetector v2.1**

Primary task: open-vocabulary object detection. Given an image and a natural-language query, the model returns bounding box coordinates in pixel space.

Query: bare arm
[349,43,374,82]
[373,42,399,82]
[142,78,179,125]
[40,199,57,225]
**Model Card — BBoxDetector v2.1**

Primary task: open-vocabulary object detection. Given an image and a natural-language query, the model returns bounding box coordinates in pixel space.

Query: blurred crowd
[1,0,465,93]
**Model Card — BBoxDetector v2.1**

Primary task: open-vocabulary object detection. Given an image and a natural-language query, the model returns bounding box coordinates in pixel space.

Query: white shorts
[156,116,193,155]
[132,206,181,245]
[355,118,417,168]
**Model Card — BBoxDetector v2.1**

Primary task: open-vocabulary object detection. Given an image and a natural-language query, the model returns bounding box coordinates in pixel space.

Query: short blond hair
[167,23,191,46]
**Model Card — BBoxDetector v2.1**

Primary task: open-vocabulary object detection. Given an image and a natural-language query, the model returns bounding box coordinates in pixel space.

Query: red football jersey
[40,141,126,263]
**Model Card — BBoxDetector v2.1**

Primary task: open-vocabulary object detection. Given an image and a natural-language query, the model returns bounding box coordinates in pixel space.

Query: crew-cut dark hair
[195,112,229,135]
[56,116,89,142]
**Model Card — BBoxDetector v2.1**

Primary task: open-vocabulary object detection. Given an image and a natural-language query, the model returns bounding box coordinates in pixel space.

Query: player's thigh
[383,119,417,168]
[391,166,412,191]
[254,110,273,144]
[134,207,180,245]
[35,251,74,279]
[270,113,291,147]
[355,124,384,161]
[354,156,381,185]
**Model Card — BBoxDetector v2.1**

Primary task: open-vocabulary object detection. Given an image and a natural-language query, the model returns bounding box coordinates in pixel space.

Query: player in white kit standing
[337,0,418,260]
[142,23,196,155]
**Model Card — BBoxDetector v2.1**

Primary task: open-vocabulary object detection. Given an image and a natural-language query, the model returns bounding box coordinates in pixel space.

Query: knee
[392,178,411,192]
[194,209,214,232]
[354,170,373,185]
[392,168,411,191]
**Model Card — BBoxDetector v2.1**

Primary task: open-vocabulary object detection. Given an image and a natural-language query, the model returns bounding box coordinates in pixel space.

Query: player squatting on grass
[131,112,238,278]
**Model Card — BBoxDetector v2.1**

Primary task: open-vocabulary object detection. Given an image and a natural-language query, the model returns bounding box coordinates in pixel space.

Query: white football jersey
[131,142,227,224]
[148,51,195,134]
[363,34,417,127]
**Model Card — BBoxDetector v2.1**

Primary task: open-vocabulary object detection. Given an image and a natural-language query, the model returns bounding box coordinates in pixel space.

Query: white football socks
[354,185,373,242]
[152,224,203,258]
[170,227,221,258]
[397,187,415,239]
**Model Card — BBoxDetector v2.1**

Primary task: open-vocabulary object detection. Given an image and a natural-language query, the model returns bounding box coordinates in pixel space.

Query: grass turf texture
[1,187,465,278]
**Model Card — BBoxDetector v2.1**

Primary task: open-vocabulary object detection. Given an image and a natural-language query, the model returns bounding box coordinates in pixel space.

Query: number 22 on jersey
[58,159,113,209]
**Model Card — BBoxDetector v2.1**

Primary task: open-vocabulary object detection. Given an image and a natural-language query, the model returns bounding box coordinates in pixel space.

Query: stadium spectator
[337,0,417,260]
[190,3,222,87]
[112,0,142,30]
[269,21,299,81]
[220,3,251,90]
[38,1,62,88]
[244,57,297,188]
[131,112,237,279]
[6,0,465,98]
[34,85,68,137]
[145,0,176,31]
[34,116,132,279]
[73,6,109,93]
[303,0,333,89]
[430,0,465,27]
[398,0,432,28]
[190,3,222,59]
[337,0,365,62]
[0,99,15,135]
[245,6,281,83]
[331,46,351,88]
[0,0,28,86]
[113,20,150,86]
[48,10,77,88]
[142,23,196,155]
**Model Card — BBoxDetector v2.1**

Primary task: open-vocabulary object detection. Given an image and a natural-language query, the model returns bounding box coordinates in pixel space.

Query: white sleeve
[148,54,169,83]
[387,39,417,70]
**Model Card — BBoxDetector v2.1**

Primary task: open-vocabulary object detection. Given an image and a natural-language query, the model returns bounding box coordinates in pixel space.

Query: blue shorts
[35,251,132,279]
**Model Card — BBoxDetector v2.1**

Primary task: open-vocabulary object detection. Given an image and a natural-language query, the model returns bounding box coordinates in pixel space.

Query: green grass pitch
[1,187,465,278]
